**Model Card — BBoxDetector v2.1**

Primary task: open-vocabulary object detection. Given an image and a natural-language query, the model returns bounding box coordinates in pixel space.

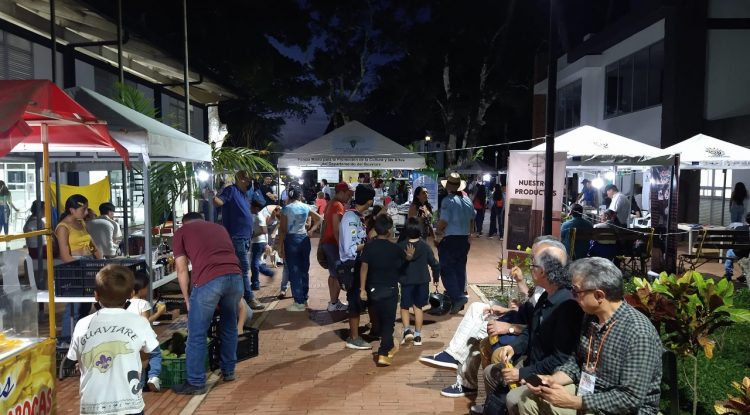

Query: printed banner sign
[410,171,439,210]
[0,339,56,415]
[504,151,567,256]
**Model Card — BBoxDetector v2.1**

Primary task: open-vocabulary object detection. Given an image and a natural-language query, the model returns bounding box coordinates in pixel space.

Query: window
[604,40,664,117]
[0,30,33,80]
[699,169,733,225]
[163,95,187,133]
[555,79,582,131]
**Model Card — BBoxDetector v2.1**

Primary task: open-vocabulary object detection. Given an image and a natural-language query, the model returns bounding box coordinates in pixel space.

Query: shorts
[400,283,429,309]
[321,243,340,278]
[345,260,366,314]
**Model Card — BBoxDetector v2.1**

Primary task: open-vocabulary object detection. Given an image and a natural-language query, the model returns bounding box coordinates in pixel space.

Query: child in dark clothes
[359,215,414,366]
[398,217,440,346]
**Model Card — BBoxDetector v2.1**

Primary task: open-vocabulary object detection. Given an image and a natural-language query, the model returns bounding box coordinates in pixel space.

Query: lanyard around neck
[585,320,617,372]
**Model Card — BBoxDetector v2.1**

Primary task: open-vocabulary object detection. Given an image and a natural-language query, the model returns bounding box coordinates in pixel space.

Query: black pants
[489,205,504,236]
[368,286,398,356]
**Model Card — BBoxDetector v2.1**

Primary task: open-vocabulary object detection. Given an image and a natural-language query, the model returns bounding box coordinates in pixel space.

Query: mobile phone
[524,374,544,387]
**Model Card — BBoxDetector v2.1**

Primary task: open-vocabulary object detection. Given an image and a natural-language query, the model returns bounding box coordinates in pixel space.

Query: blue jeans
[139,346,162,387]
[730,204,745,223]
[438,236,470,301]
[280,266,289,291]
[186,274,243,387]
[231,237,254,301]
[60,303,93,342]
[284,234,311,304]
[0,205,8,234]
[725,249,738,277]
[251,242,274,288]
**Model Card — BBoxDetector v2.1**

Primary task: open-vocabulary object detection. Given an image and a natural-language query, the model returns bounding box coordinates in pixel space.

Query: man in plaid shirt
[518,257,662,415]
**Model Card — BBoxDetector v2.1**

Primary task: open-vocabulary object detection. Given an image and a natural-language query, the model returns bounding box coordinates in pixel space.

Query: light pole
[495,150,498,170]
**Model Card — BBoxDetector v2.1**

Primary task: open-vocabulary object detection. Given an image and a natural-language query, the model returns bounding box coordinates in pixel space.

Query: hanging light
[592,177,605,189]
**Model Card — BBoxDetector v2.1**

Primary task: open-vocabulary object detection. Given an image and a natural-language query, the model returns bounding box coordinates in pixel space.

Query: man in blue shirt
[579,179,596,207]
[561,203,594,260]
[210,170,264,310]
[435,173,476,314]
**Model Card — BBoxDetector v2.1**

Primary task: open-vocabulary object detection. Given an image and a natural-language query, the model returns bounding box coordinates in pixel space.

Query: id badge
[577,371,596,396]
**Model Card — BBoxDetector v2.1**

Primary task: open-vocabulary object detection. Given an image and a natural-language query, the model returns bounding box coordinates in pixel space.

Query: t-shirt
[87,217,120,257]
[218,185,253,239]
[67,308,159,415]
[321,200,345,244]
[360,239,406,287]
[397,239,439,285]
[173,220,242,286]
[252,207,272,244]
[608,192,631,226]
[260,183,276,206]
[440,194,476,236]
[339,210,367,262]
[281,202,311,235]
[315,198,328,215]
[125,299,151,316]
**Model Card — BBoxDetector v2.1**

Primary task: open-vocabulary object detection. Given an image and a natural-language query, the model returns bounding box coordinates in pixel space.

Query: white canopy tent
[660,134,750,170]
[278,121,426,170]
[529,125,669,167]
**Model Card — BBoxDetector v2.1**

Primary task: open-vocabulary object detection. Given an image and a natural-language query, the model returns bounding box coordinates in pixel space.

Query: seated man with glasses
[477,243,584,415]
[518,257,663,415]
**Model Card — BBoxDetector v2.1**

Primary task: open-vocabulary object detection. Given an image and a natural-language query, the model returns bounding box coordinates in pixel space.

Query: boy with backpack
[67,265,159,415]
[398,217,440,346]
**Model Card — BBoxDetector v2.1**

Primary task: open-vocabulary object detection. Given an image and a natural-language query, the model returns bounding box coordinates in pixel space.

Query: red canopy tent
[0,80,129,164]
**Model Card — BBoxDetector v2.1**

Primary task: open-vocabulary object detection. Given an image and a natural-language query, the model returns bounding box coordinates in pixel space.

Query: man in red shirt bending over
[320,182,353,312]
[172,212,244,395]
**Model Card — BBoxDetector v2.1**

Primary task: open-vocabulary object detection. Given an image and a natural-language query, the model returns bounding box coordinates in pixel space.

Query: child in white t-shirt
[127,272,166,392]
[67,265,159,415]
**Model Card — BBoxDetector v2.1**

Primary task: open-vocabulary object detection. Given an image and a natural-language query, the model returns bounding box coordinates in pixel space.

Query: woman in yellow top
[55,194,102,263]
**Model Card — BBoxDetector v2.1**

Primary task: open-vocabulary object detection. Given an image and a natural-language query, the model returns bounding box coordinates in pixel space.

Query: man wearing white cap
[436,173,476,314]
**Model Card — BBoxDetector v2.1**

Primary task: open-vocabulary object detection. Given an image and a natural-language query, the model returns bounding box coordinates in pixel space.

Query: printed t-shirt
[125,299,151,316]
[281,202,311,235]
[321,200,345,244]
[218,184,253,239]
[173,220,242,286]
[360,238,406,287]
[67,308,159,415]
[252,207,272,244]
[339,210,367,262]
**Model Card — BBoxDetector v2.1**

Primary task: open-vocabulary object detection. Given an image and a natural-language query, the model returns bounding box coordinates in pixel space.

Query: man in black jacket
[479,244,584,415]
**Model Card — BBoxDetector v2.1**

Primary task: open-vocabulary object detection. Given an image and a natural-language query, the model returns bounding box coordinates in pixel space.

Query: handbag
[334,259,357,290]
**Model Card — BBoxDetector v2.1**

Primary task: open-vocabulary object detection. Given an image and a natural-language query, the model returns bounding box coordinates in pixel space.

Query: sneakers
[470,404,484,414]
[327,301,349,312]
[449,297,468,315]
[440,382,478,398]
[278,287,288,299]
[401,329,415,345]
[345,336,372,350]
[413,335,422,346]
[146,376,161,392]
[418,351,459,370]
[286,302,307,312]
[248,298,265,310]
[222,372,236,382]
[377,355,392,366]
[388,347,398,358]
[172,383,207,395]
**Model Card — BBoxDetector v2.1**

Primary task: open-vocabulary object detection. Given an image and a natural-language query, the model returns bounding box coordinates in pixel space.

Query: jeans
[60,303,93,342]
[250,242,274,288]
[231,237,254,301]
[730,203,745,223]
[280,266,289,291]
[0,205,8,234]
[284,234,311,304]
[725,249,738,277]
[475,209,485,234]
[489,205,504,237]
[148,347,161,378]
[369,286,398,356]
[438,235,470,301]
[186,274,243,387]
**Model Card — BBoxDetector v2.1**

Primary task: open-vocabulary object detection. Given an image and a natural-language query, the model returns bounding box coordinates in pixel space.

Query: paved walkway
[56,235,505,415]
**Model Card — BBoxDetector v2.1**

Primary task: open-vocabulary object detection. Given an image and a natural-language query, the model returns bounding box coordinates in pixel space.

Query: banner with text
[504,151,567,261]
[0,339,56,415]
[410,171,439,212]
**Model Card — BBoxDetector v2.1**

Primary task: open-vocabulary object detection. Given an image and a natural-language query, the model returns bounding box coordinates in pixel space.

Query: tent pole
[49,0,57,83]
[143,158,154,304]
[34,155,44,281]
[42,125,56,340]
[122,162,129,256]
[721,168,727,225]
[55,162,61,216]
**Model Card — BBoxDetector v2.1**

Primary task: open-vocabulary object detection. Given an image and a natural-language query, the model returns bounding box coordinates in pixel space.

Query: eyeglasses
[571,287,596,297]
[529,264,543,271]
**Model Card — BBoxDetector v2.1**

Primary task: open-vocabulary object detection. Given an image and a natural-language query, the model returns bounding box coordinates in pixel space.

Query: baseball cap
[581,178,591,184]
[335,182,352,193]
[354,185,376,205]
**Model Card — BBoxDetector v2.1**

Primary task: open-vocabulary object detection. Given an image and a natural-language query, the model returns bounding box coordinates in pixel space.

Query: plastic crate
[55,347,77,379]
[54,259,147,297]
[158,339,209,388]
[208,328,259,371]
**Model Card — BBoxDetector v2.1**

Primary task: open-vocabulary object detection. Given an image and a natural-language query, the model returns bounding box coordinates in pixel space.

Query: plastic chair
[0,250,36,292]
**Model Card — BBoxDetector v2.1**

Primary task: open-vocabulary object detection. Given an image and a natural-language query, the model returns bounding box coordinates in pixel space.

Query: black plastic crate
[54,258,147,297]
[208,328,259,370]
[55,347,77,379]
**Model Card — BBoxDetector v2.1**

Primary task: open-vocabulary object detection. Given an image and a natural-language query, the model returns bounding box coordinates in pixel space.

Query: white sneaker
[327,301,349,312]
[470,404,484,414]
[286,302,307,312]
[147,376,161,392]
